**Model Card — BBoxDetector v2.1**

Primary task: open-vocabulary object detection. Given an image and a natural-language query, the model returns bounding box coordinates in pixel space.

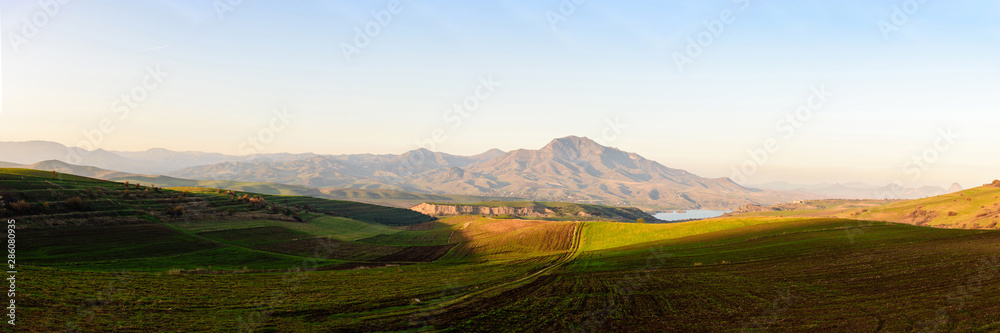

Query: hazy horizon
[3,1,999,188]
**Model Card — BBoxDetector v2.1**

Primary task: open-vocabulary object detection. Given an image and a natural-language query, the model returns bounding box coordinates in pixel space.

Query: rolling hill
[9,167,1000,331]
[723,181,1000,230]
[832,180,1000,229]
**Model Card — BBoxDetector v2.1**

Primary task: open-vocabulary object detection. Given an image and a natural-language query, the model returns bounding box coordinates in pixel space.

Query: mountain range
[0,137,821,210]
[14,136,968,209]
[166,136,820,209]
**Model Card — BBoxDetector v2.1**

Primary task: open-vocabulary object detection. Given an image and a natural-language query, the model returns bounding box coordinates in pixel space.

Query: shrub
[65,197,86,210]
[10,200,31,213]
[637,218,646,224]
[166,206,186,217]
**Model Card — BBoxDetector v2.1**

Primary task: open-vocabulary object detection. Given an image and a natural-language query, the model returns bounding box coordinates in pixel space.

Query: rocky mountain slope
[4,137,821,210]
[165,136,813,210]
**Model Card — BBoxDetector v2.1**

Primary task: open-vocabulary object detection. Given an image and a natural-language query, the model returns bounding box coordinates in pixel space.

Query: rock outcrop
[723,204,775,216]
[408,202,659,222]
[410,203,555,217]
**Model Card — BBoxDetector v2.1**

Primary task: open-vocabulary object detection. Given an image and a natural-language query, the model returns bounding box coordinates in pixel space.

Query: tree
[637,218,646,224]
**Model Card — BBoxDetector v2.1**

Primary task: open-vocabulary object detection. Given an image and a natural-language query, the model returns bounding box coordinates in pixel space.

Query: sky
[2,0,1000,188]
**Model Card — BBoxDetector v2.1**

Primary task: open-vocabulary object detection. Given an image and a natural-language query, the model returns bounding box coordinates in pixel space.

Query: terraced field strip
[368,222,584,321]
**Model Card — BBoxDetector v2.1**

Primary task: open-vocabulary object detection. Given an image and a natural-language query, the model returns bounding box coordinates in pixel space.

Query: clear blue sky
[2,0,999,187]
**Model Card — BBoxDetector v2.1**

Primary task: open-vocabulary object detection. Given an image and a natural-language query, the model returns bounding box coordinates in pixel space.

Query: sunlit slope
[451,218,1000,332]
[423,216,579,260]
[837,183,1000,229]
[580,216,814,252]
[1,168,442,270]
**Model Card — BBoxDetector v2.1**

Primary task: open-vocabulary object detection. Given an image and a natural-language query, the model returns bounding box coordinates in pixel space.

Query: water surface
[653,209,730,222]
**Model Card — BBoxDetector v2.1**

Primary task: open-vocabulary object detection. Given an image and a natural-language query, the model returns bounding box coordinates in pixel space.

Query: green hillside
[1,168,438,272]
[10,168,1000,331]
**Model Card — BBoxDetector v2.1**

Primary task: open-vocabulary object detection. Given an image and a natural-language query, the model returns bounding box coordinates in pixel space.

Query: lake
[653,209,730,222]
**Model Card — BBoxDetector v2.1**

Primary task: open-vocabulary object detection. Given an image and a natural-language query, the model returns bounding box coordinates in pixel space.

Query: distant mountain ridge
[164,136,814,210]
[750,181,956,200]
[2,137,819,210]
[0,141,313,174]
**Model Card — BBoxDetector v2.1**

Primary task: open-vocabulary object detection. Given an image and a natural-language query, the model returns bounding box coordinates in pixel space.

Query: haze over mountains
[750,181,959,200]
[0,141,317,174]
[0,137,959,210]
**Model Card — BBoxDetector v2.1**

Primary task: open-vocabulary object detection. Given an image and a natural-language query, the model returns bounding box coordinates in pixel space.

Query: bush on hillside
[10,200,31,213]
[65,197,86,211]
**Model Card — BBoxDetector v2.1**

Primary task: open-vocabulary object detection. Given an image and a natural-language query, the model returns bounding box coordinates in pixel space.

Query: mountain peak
[541,136,607,157]
[543,135,600,147]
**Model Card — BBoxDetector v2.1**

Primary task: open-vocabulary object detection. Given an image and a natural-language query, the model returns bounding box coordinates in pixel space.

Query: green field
[7,169,1000,331]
